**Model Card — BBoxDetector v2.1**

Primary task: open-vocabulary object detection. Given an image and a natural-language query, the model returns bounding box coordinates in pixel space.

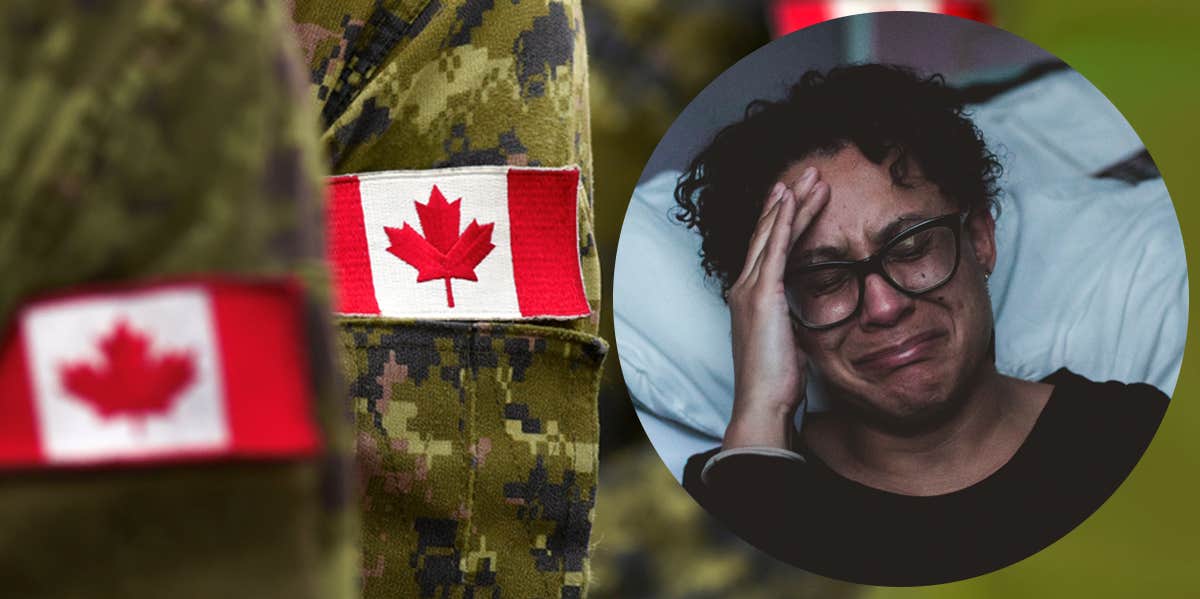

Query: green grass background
[868,1,1199,596]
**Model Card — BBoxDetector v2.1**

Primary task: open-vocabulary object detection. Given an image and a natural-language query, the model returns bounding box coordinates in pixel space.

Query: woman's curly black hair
[673,63,1003,298]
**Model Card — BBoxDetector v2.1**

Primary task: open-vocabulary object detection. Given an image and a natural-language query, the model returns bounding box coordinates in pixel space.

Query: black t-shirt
[682,369,1169,586]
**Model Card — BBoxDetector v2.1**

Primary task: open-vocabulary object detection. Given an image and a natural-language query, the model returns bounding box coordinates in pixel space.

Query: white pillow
[614,71,1187,481]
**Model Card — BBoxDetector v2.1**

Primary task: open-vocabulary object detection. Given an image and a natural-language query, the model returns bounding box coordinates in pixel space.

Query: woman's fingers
[759,169,828,283]
[756,188,801,283]
[790,180,830,245]
[789,167,820,206]
[738,183,786,284]
[757,182,786,226]
[738,167,829,289]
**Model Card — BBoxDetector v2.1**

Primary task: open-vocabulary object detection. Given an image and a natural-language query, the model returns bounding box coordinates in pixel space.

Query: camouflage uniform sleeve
[288,1,606,598]
[0,2,354,598]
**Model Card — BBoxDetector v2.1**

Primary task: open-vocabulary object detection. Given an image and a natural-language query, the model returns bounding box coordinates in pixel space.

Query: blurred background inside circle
[585,1,1199,597]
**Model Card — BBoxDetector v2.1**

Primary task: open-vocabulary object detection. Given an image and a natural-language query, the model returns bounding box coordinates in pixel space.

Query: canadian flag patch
[0,279,321,468]
[327,166,590,320]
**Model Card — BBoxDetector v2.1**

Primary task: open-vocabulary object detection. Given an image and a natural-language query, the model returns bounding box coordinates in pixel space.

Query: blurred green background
[584,1,1200,597]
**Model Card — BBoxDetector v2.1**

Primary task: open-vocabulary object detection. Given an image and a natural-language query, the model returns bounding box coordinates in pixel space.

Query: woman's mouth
[851,330,946,373]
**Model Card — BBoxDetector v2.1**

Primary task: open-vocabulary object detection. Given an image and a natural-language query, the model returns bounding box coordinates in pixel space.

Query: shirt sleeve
[288,3,605,598]
[700,446,807,486]
[682,443,813,562]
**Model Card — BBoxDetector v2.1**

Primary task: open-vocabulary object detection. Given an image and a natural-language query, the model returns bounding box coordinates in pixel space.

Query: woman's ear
[966,208,997,274]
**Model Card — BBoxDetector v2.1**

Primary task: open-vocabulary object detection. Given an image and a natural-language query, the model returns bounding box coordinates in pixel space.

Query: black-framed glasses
[784,212,969,330]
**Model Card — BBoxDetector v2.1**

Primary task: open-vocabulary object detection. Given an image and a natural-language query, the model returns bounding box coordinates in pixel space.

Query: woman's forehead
[781,148,953,252]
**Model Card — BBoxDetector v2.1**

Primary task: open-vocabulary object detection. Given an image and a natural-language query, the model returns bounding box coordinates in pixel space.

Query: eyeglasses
[784,212,969,330]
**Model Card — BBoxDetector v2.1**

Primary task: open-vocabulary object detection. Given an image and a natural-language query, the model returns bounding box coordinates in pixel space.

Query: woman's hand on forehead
[723,167,830,451]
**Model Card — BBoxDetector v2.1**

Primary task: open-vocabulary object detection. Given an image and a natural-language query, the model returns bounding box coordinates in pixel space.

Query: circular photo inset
[613,11,1185,586]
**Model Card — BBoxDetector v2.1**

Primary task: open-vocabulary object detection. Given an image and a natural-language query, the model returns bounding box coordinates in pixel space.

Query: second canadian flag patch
[327,166,590,320]
[0,279,321,468]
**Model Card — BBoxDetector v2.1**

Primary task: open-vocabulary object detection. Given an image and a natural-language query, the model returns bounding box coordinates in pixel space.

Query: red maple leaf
[60,320,196,426]
[384,185,496,307]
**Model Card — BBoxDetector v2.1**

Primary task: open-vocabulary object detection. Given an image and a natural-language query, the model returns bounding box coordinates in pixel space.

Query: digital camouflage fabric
[0,1,355,598]
[287,1,606,598]
[589,446,860,599]
[342,320,604,598]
